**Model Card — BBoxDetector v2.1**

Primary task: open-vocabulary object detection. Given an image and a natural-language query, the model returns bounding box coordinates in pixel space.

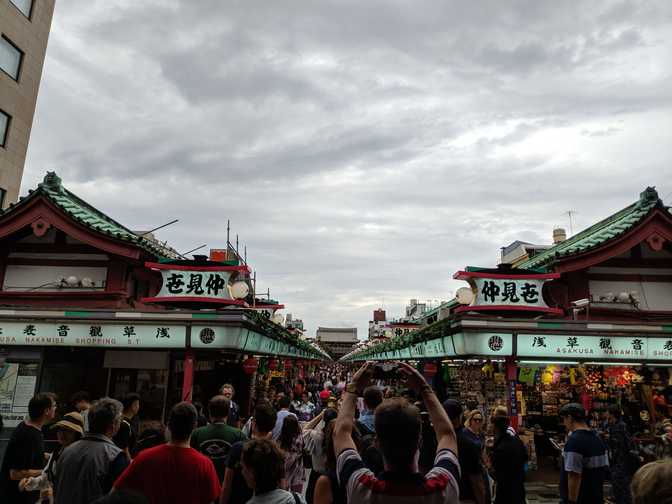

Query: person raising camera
[333,361,460,504]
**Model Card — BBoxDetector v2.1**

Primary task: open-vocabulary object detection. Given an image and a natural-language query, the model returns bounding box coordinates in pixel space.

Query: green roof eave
[5,172,180,260]
[517,187,662,270]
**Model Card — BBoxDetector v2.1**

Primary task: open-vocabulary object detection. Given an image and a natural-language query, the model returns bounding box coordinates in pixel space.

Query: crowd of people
[1,363,672,504]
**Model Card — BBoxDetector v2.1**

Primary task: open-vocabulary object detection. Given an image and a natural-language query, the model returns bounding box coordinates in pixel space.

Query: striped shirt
[337,448,460,504]
[560,429,609,504]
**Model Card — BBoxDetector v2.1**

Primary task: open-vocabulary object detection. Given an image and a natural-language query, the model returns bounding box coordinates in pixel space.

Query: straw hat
[52,411,84,435]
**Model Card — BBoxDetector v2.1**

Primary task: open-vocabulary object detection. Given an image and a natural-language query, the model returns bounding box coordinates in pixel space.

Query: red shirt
[114,444,220,504]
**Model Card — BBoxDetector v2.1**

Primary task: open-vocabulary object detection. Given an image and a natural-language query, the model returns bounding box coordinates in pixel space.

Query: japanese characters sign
[143,262,250,305]
[518,333,672,361]
[453,270,562,314]
[452,332,513,356]
[0,322,186,348]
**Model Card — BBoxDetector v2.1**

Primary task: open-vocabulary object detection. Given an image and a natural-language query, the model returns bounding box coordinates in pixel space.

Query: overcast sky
[23,0,672,338]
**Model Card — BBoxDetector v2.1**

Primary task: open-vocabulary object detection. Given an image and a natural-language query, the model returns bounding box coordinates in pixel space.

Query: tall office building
[0,0,55,209]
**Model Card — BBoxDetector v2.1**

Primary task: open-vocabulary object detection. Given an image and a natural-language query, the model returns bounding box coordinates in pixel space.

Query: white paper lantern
[230,281,250,299]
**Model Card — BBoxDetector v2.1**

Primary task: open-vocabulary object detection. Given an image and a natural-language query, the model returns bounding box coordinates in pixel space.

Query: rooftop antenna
[236,234,239,258]
[565,210,576,236]
[138,219,179,236]
[252,271,257,307]
[226,220,230,248]
[180,244,207,257]
[244,245,247,265]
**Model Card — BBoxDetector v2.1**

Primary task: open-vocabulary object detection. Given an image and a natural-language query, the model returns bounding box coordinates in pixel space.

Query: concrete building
[405,299,427,319]
[0,0,55,208]
[368,308,387,340]
[316,326,358,359]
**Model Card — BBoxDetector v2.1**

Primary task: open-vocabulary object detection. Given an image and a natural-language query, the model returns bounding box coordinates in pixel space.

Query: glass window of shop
[104,350,170,426]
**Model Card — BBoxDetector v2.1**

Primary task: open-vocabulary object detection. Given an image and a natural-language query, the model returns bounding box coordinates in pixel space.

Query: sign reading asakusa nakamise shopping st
[453,269,562,315]
[0,321,186,348]
[518,333,672,361]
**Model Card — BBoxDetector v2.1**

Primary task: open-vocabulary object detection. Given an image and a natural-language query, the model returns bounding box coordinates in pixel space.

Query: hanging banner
[453,269,562,314]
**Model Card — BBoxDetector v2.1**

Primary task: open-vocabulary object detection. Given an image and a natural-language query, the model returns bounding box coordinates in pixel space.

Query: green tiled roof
[517,187,663,270]
[1,172,178,259]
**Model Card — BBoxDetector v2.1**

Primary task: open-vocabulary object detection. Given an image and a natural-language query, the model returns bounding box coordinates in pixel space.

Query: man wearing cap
[443,399,487,504]
[559,402,609,504]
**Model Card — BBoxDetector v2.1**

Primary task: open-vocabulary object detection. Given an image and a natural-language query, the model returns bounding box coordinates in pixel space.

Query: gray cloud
[22,0,672,338]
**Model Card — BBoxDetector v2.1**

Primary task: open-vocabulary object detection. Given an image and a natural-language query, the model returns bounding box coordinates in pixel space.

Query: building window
[0,109,9,147]
[9,0,33,18]
[0,188,6,208]
[0,35,24,80]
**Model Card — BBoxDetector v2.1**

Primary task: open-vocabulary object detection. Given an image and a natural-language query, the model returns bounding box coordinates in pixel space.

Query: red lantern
[268,359,278,371]
[284,359,293,370]
[242,358,258,375]
[423,362,438,378]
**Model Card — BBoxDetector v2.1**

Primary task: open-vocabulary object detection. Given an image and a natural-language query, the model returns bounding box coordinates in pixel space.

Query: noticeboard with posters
[0,361,39,427]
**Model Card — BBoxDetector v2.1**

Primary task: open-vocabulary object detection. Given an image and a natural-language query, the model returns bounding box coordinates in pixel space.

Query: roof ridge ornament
[40,171,63,192]
[639,186,658,204]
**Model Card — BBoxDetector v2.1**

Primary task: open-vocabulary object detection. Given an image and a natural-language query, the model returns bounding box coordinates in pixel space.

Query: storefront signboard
[191,325,315,358]
[143,262,250,305]
[0,322,186,348]
[517,333,669,360]
[453,270,562,314]
[452,332,513,356]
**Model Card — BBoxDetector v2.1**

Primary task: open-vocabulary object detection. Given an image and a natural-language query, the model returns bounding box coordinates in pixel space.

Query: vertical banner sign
[182,351,194,402]
[453,269,562,314]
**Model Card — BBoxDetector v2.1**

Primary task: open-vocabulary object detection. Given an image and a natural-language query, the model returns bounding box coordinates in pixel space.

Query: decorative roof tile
[1,172,179,259]
[517,187,663,270]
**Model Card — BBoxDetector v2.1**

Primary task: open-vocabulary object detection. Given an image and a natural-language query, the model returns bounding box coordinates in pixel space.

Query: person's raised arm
[398,362,458,455]
[303,410,325,432]
[333,362,373,456]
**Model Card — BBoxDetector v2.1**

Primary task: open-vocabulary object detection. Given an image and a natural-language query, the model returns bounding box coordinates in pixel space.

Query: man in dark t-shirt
[191,395,246,481]
[113,393,140,457]
[0,393,56,504]
[220,403,276,504]
[559,403,609,504]
[443,399,487,503]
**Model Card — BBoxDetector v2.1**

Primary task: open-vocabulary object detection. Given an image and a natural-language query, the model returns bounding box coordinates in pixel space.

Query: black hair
[374,399,421,469]
[253,402,277,433]
[28,393,55,421]
[278,395,291,409]
[70,391,90,406]
[492,415,509,437]
[363,386,383,410]
[168,402,197,442]
[121,393,141,411]
[279,415,300,451]
[241,439,285,494]
[608,405,622,420]
[208,395,231,419]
